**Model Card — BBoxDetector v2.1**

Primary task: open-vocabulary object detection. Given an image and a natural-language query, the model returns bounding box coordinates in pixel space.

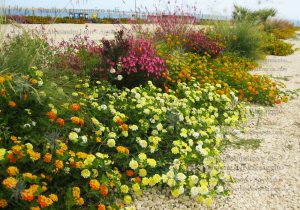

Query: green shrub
[212,21,264,60]
[265,19,298,39]
[0,33,76,103]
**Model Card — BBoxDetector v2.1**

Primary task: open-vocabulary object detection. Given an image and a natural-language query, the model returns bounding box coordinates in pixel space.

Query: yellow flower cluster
[72,187,85,206]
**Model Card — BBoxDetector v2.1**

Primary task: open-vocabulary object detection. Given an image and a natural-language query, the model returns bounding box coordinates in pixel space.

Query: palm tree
[232,5,250,22]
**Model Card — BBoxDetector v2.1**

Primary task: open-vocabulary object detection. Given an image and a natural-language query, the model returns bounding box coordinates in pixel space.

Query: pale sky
[3,0,300,20]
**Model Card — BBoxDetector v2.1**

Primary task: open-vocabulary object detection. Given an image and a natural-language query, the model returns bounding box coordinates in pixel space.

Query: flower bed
[0,67,247,209]
[164,52,287,105]
[0,11,296,209]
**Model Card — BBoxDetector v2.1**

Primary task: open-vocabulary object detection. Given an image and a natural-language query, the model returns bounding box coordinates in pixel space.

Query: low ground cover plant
[164,52,287,105]
[0,66,247,209]
[265,19,298,40]
[262,34,294,56]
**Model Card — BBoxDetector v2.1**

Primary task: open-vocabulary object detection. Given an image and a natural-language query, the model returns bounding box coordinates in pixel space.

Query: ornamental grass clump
[212,21,264,60]
[0,33,52,74]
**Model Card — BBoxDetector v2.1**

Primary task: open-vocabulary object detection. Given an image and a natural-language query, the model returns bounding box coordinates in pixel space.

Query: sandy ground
[1,24,130,41]
[0,24,205,43]
[212,33,300,210]
[132,34,300,209]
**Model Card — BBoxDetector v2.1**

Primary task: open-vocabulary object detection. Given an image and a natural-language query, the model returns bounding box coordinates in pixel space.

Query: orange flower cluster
[0,199,8,208]
[27,149,41,161]
[47,111,57,120]
[21,185,39,202]
[71,116,84,126]
[116,146,130,155]
[8,101,16,107]
[43,153,52,163]
[126,170,134,177]
[100,185,109,196]
[6,166,19,176]
[71,103,81,111]
[114,116,129,131]
[98,204,106,210]
[37,195,53,208]
[55,142,68,156]
[89,178,112,198]
[56,118,65,127]
[55,160,64,170]
[89,179,100,190]
[47,112,66,127]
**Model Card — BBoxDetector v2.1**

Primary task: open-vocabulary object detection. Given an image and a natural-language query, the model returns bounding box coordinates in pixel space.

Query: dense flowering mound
[184,30,224,57]
[0,67,248,209]
[55,31,166,88]
[164,52,288,105]
[120,38,166,79]
[263,35,294,56]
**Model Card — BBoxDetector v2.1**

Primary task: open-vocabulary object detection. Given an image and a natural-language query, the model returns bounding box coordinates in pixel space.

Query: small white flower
[189,175,199,185]
[179,115,184,121]
[69,131,79,142]
[81,135,88,143]
[117,75,123,81]
[129,159,139,170]
[156,123,163,131]
[192,132,199,138]
[107,139,116,147]
[139,140,148,148]
[179,186,185,194]
[177,173,186,181]
[129,125,138,131]
[24,123,31,128]
[199,148,208,156]
[110,68,116,74]
[74,128,81,133]
[38,80,43,86]
[217,186,224,193]
[101,104,107,110]
[191,186,200,197]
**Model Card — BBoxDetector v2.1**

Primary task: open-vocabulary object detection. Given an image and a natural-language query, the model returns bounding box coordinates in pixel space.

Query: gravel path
[133,33,300,210]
